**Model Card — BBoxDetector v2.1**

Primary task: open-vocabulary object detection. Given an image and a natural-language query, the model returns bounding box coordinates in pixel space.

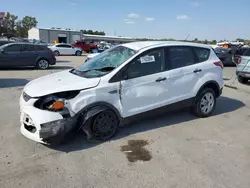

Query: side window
[22,44,37,52]
[126,48,165,79]
[56,44,63,48]
[64,45,72,48]
[193,47,210,63]
[243,48,250,56]
[168,46,195,69]
[36,45,46,51]
[4,44,22,52]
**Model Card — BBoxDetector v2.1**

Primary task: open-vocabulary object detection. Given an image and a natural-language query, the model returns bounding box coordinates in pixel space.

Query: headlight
[48,99,65,111]
[34,90,80,111]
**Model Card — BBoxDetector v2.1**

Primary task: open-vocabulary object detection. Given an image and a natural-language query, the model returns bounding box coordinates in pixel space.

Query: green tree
[21,16,38,30]
[1,12,18,35]
[236,38,244,42]
[212,40,217,44]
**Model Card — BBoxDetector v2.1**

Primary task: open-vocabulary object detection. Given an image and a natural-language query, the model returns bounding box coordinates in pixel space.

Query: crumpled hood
[24,70,100,97]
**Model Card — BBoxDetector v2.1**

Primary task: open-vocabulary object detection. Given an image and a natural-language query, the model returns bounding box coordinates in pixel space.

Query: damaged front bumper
[20,98,77,145]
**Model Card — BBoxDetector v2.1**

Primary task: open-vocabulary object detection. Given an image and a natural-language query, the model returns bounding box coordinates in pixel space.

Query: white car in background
[85,53,100,62]
[49,44,82,56]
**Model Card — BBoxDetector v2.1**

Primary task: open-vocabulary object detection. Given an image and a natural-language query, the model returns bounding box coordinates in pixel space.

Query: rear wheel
[192,88,216,117]
[91,110,119,140]
[238,75,248,84]
[37,59,49,70]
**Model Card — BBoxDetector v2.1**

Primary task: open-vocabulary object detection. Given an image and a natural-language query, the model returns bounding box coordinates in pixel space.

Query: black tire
[192,88,216,118]
[36,59,49,70]
[238,75,248,84]
[91,109,119,141]
[54,50,60,56]
[75,50,82,56]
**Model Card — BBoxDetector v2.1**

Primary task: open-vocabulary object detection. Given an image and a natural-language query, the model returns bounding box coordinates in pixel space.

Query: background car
[235,47,250,84]
[72,40,98,53]
[49,44,82,56]
[0,40,14,46]
[0,43,56,69]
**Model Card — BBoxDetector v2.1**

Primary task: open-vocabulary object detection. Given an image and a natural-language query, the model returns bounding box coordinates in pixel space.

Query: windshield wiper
[83,66,116,72]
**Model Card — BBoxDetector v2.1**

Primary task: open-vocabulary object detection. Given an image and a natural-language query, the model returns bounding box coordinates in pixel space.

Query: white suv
[20,41,224,145]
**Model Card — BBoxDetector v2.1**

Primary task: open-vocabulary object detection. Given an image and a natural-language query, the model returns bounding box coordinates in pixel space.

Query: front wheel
[192,88,216,118]
[91,110,119,140]
[54,51,60,56]
[75,51,82,56]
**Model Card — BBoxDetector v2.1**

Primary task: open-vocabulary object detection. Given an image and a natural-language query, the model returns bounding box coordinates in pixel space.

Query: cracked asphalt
[0,56,250,188]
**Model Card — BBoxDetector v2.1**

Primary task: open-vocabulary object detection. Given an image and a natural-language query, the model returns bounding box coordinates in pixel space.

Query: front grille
[23,92,31,102]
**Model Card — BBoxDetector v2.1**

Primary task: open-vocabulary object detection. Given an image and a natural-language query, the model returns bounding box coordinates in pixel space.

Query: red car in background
[72,40,98,53]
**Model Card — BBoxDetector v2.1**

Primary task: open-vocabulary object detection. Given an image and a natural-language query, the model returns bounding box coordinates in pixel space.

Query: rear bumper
[49,57,56,65]
[236,71,250,78]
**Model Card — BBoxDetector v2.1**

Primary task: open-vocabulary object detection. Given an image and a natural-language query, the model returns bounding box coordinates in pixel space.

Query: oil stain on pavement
[121,140,152,162]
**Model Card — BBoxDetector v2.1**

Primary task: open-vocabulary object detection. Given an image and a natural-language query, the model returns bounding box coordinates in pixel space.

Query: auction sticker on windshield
[140,56,155,63]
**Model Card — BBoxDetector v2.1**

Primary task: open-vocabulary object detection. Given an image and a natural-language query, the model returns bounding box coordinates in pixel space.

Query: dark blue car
[0,43,56,69]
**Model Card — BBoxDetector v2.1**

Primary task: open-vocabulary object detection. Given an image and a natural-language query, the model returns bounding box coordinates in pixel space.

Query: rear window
[193,47,210,63]
[243,48,250,56]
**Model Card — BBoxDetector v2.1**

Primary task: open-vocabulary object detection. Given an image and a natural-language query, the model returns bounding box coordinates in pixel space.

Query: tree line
[0,12,106,38]
[80,29,105,36]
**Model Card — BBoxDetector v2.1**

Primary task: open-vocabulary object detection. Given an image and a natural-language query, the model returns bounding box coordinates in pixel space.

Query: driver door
[120,47,171,118]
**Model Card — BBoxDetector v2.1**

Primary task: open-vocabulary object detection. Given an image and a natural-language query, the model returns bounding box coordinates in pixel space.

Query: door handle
[155,77,167,82]
[193,69,202,73]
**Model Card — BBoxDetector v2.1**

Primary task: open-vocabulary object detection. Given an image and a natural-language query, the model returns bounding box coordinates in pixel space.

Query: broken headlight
[34,90,80,112]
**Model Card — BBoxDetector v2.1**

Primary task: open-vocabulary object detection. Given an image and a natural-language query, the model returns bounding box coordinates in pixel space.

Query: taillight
[237,56,242,64]
[50,51,54,56]
[214,61,224,69]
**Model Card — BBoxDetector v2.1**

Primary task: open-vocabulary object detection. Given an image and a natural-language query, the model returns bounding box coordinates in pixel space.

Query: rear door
[166,46,210,103]
[20,44,38,66]
[0,44,22,67]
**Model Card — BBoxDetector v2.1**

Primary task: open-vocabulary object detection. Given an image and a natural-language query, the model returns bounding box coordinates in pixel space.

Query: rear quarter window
[36,45,49,51]
[243,48,250,56]
[193,47,210,63]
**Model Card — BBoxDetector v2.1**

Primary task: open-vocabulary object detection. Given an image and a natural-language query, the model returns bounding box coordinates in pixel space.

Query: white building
[28,27,137,44]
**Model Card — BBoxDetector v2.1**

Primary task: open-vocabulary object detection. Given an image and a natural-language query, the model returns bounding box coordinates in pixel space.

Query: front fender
[78,106,108,140]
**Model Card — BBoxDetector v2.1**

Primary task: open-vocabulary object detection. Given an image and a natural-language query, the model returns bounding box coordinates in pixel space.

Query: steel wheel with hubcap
[192,88,216,117]
[200,93,215,114]
[37,59,49,70]
[92,110,118,140]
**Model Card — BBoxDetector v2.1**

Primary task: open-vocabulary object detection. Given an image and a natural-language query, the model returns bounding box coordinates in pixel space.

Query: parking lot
[0,56,250,188]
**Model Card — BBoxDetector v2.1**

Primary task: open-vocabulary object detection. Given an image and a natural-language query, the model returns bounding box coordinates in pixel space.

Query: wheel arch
[76,101,122,140]
[195,80,220,98]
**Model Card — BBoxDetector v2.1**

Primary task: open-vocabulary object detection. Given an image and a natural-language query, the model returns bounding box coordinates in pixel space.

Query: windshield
[71,45,137,78]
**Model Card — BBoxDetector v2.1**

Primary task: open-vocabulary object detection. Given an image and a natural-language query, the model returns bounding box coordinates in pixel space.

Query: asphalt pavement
[0,56,249,188]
